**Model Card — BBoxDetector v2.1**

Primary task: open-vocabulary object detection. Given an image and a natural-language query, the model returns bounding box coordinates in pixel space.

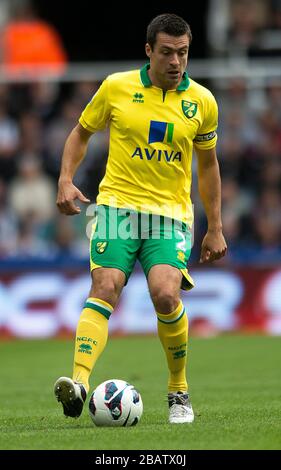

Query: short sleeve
[194,93,218,150]
[79,78,111,132]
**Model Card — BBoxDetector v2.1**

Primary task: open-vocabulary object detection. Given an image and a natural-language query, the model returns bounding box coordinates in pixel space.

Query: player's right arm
[56,123,92,215]
[57,77,111,215]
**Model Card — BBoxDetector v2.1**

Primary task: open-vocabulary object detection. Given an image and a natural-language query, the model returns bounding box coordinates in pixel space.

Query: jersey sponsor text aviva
[132,120,181,162]
[131,147,181,162]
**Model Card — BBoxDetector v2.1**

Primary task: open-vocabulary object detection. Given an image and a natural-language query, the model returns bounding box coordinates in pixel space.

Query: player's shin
[157,301,188,392]
[72,297,113,392]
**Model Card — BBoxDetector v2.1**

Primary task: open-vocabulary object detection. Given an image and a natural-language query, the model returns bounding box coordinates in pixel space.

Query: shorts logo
[182,100,197,118]
[177,251,186,262]
[148,120,174,144]
[95,241,108,253]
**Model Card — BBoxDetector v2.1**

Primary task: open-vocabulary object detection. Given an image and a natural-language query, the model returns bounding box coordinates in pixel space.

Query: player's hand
[56,180,90,215]
[199,229,227,263]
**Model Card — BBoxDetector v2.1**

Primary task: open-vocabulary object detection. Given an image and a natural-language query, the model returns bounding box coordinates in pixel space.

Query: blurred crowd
[207,0,281,58]
[192,76,281,265]
[0,0,280,266]
[0,80,109,261]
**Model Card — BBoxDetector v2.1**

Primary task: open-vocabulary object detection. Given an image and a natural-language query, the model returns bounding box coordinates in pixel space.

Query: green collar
[140,63,190,91]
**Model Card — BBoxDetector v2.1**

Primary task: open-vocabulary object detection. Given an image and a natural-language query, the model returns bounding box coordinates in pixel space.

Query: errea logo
[133,92,144,103]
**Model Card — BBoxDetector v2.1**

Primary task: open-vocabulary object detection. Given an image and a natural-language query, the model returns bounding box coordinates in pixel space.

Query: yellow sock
[157,301,188,393]
[72,297,113,393]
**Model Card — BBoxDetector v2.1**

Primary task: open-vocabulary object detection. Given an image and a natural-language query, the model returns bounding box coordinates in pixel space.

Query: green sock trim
[157,308,186,324]
[84,302,111,320]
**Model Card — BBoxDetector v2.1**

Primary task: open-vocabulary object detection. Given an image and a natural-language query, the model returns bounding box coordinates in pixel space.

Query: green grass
[0,335,280,450]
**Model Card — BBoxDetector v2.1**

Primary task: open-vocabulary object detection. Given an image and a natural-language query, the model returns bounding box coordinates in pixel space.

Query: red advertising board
[0,267,280,337]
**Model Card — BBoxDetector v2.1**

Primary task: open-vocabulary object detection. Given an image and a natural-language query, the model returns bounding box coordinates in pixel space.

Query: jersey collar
[140,63,190,91]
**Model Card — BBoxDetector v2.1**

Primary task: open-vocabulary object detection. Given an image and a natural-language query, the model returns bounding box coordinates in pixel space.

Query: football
[89,379,143,427]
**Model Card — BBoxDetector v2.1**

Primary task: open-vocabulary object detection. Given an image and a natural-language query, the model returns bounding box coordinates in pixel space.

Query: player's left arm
[195,146,227,263]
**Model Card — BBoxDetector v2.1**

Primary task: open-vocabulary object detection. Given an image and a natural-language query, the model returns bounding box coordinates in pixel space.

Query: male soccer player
[54,13,227,424]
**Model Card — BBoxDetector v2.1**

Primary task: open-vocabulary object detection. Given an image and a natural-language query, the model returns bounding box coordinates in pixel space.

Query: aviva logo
[148,120,174,144]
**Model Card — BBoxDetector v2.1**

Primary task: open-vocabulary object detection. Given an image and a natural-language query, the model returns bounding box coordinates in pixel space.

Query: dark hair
[147,13,192,50]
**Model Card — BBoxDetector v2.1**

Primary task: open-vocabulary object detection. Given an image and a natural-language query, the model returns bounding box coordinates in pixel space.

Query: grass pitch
[0,335,280,450]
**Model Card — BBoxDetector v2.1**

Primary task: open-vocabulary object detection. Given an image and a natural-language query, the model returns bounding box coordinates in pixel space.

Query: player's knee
[90,270,124,308]
[90,281,119,307]
[151,289,179,314]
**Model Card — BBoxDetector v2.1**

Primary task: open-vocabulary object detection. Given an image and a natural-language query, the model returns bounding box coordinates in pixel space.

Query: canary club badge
[182,100,198,118]
[95,241,108,253]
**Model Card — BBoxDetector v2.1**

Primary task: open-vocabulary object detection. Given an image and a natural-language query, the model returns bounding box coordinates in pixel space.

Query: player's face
[145,33,189,90]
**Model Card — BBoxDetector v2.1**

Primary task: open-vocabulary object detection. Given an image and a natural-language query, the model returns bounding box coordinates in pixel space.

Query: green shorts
[90,205,194,290]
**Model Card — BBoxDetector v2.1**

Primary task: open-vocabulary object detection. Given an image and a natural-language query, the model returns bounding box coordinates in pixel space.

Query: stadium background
[0,0,281,338]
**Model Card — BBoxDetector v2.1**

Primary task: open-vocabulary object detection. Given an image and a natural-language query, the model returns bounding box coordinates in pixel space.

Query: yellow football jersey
[79,64,218,226]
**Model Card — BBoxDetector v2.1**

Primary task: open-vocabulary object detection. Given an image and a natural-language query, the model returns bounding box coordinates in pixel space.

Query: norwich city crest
[182,100,198,118]
[95,241,108,254]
